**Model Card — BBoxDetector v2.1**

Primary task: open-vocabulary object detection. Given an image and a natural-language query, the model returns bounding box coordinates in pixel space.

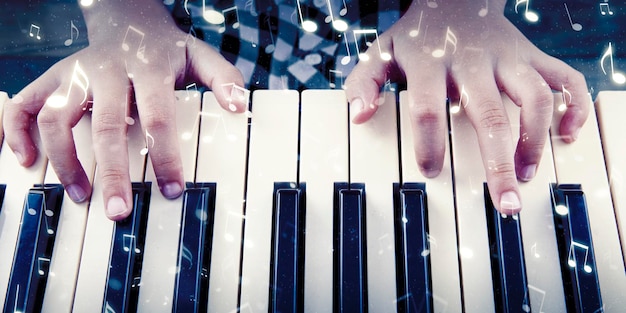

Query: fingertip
[106,196,131,221]
[499,190,522,215]
[160,181,183,199]
[66,183,90,203]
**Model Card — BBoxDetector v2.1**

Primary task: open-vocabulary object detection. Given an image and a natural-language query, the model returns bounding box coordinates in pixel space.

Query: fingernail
[500,191,521,214]
[421,167,441,178]
[520,164,537,182]
[351,98,364,115]
[66,184,88,203]
[14,151,25,165]
[571,128,581,141]
[107,196,128,218]
[162,182,183,199]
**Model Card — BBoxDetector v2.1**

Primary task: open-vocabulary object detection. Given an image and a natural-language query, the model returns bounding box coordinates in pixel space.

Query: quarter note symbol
[29,24,41,40]
[432,27,458,58]
[600,42,626,84]
[340,34,351,65]
[564,3,582,31]
[296,0,318,32]
[515,0,539,23]
[599,3,614,16]
[64,21,79,46]
[264,18,276,54]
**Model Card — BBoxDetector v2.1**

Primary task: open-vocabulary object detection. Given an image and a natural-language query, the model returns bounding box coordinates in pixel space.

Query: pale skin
[3,0,588,220]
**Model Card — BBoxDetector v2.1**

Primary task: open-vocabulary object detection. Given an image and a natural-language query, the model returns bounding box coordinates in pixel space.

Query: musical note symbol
[426,0,438,8]
[558,84,572,112]
[43,201,55,235]
[328,69,343,89]
[29,24,41,40]
[479,0,489,17]
[296,0,318,32]
[121,25,148,63]
[339,0,348,16]
[180,245,194,269]
[564,3,582,31]
[323,0,348,32]
[140,130,154,155]
[37,257,51,276]
[515,0,539,23]
[163,53,174,85]
[244,0,258,16]
[218,6,240,33]
[600,42,626,84]
[123,234,136,253]
[599,3,614,16]
[185,83,199,100]
[202,1,225,25]
[64,21,79,46]
[409,10,424,37]
[568,241,593,273]
[264,18,276,54]
[432,27,458,58]
[377,233,393,255]
[339,34,352,65]
[182,0,190,15]
[46,60,89,108]
[531,242,541,258]
[353,29,392,61]
[221,82,250,111]
[176,26,197,48]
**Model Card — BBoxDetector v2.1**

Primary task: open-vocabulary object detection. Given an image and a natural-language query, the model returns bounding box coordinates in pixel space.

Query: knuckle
[37,108,62,131]
[478,106,509,131]
[141,106,171,131]
[487,160,516,178]
[98,168,127,188]
[92,112,124,137]
[410,104,442,127]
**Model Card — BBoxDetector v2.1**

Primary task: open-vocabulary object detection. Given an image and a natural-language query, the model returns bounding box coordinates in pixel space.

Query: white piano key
[73,106,148,312]
[595,91,626,266]
[349,92,399,313]
[137,91,201,312]
[550,93,626,312]
[448,97,495,312]
[41,115,96,312]
[300,90,349,313]
[239,90,299,311]
[0,109,47,311]
[197,91,249,313]
[502,95,566,313]
[398,91,462,313]
[0,91,7,145]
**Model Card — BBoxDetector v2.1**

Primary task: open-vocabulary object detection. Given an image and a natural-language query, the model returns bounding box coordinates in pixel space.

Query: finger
[91,76,134,220]
[187,42,248,112]
[532,55,589,143]
[455,66,521,215]
[404,62,448,177]
[38,83,93,203]
[496,62,554,182]
[3,66,60,166]
[344,37,394,124]
[132,68,184,200]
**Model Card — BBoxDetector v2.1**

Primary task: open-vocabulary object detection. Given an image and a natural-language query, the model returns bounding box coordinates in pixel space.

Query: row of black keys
[0,182,602,313]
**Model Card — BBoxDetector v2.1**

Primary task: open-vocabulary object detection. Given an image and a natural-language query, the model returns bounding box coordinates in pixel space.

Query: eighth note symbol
[64,21,79,46]
[140,131,155,156]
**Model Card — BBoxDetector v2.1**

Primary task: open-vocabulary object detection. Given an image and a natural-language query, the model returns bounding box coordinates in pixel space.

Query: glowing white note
[64,20,79,46]
[264,18,276,54]
[564,3,582,31]
[296,0,318,32]
[185,83,199,100]
[221,82,250,112]
[29,24,41,40]
[46,60,89,108]
[515,0,539,23]
[140,130,155,156]
[409,10,424,37]
[328,69,343,89]
[601,42,626,84]
[599,3,614,16]
[123,234,136,253]
[353,29,392,61]
[340,34,352,65]
[432,27,458,58]
[122,25,148,63]
[38,257,51,276]
[203,1,225,24]
[568,241,593,273]
[218,6,240,33]
[479,0,489,17]
[426,0,438,8]
[323,0,348,32]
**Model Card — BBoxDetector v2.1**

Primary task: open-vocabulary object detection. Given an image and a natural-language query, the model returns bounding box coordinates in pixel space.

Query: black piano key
[172,182,216,313]
[393,182,432,313]
[550,184,603,313]
[0,184,5,212]
[3,184,64,313]
[269,182,306,313]
[484,184,531,313]
[333,182,368,313]
[103,182,151,313]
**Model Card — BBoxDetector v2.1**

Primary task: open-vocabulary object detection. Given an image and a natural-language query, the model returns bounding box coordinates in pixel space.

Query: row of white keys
[199,92,248,313]
[0,103,48,310]
[504,95,565,312]
[300,90,349,313]
[138,91,201,311]
[41,115,96,312]
[550,93,626,312]
[72,104,148,312]
[398,91,462,312]
[239,90,300,311]
[594,91,626,265]
[349,92,399,312]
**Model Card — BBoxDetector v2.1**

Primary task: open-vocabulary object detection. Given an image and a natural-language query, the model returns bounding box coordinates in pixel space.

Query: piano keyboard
[0,89,625,313]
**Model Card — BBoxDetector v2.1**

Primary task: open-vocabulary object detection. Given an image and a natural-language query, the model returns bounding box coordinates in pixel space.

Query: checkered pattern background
[166,0,410,90]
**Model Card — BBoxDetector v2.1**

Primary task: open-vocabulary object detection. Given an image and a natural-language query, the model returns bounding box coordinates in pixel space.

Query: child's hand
[3,0,246,220]
[344,0,589,214]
